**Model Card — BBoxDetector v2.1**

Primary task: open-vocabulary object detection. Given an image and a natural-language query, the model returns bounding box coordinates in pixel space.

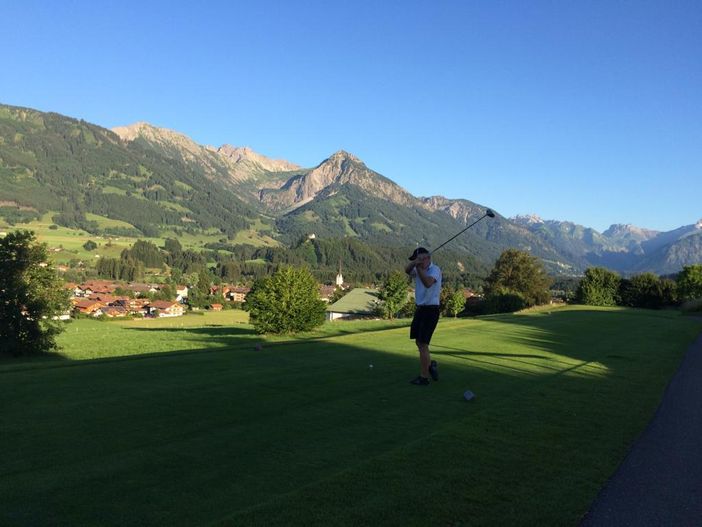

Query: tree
[244,266,326,334]
[484,249,551,308]
[0,230,71,356]
[164,238,182,254]
[188,268,214,308]
[576,267,621,306]
[619,273,668,309]
[445,289,467,317]
[677,264,702,301]
[121,240,164,268]
[217,261,241,282]
[377,271,409,319]
[82,240,97,251]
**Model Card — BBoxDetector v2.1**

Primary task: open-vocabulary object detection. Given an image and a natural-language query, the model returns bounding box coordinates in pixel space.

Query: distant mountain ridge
[512,215,702,275]
[1,102,700,275]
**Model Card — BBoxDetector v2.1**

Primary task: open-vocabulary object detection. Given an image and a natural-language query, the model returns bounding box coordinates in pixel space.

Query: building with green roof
[325,288,380,321]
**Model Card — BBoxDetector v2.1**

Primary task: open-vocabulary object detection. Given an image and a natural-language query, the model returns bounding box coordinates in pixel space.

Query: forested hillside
[0,104,260,237]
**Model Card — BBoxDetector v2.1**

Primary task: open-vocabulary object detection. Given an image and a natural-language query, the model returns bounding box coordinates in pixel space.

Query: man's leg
[417,340,431,378]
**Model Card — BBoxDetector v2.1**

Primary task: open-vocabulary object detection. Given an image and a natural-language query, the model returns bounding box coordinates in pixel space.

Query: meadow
[0,213,278,265]
[1,306,700,526]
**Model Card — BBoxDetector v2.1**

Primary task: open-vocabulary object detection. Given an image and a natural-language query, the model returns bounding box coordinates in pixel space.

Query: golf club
[430,208,496,254]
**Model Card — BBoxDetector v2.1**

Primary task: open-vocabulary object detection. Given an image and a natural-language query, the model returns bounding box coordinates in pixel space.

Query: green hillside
[0,104,262,238]
[278,184,571,273]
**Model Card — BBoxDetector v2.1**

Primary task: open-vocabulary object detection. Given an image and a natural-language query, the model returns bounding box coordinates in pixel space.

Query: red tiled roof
[73,299,104,311]
[149,300,179,309]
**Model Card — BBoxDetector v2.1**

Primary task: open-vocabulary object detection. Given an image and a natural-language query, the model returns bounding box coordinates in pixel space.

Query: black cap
[409,247,430,261]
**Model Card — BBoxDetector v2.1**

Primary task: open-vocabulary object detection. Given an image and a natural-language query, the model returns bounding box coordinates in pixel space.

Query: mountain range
[0,103,699,276]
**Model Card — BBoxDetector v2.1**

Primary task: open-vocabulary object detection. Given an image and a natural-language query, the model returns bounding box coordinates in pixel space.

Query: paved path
[580,330,702,526]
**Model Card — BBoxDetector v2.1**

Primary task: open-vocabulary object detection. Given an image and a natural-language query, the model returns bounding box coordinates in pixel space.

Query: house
[81,280,119,295]
[63,282,82,297]
[73,299,105,316]
[87,293,127,304]
[325,288,380,321]
[319,285,337,302]
[101,306,128,318]
[76,285,92,298]
[114,298,150,316]
[175,285,188,302]
[209,303,223,311]
[226,286,250,303]
[147,300,184,317]
[126,283,159,296]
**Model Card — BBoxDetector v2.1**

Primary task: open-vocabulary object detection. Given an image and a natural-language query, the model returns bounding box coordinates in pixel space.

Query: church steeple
[335,258,344,287]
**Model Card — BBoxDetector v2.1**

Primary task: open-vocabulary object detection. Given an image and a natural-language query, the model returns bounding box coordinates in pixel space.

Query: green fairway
[1,307,700,526]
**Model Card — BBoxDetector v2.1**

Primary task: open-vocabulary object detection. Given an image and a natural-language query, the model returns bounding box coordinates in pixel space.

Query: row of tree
[576,265,702,309]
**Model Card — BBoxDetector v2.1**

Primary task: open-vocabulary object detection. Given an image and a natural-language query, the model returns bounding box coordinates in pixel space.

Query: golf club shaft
[431,213,489,254]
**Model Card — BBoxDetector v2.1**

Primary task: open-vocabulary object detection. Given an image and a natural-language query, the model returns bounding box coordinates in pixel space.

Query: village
[66,280,252,319]
[64,273,350,320]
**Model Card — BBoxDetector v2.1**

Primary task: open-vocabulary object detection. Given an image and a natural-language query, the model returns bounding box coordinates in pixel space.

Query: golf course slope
[1,306,700,526]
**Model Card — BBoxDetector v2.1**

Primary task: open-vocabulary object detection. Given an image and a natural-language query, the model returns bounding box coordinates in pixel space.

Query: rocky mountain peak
[603,223,659,239]
[696,218,702,229]
[217,144,299,172]
[112,122,208,161]
[512,214,544,225]
[327,150,363,164]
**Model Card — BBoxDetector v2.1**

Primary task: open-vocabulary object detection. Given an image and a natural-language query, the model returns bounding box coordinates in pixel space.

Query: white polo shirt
[412,263,442,306]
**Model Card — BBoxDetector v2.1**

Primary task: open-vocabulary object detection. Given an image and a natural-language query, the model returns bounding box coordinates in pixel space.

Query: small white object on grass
[463,390,476,401]
[369,364,374,369]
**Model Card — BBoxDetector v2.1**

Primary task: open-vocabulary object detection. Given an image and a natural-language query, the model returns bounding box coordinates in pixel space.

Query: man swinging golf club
[405,247,441,385]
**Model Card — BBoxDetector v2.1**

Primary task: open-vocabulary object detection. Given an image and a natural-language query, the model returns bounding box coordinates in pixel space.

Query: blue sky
[2,0,700,232]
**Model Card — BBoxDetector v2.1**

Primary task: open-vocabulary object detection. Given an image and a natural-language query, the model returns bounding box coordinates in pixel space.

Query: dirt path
[580,329,702,526]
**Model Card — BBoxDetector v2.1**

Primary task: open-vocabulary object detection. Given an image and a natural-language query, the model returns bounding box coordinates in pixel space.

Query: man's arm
[405,261,417,275]
[416,264,437,288]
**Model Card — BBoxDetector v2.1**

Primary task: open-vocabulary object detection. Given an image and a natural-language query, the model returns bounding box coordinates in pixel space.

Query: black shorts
[410,305,440,344]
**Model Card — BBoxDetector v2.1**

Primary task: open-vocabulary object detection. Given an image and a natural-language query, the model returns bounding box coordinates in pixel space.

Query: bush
[677,264,702,302]
[244,266,326,334]
[576,267,620,306]
[484,290,527,314]
[681,298,702,313]
[398,300,416,318]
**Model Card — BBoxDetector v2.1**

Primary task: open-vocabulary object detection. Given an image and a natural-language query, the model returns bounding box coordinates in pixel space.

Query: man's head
[409,247,431,267]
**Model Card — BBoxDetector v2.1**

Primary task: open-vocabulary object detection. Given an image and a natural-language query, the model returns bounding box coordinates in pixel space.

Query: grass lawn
[1,306,700,526]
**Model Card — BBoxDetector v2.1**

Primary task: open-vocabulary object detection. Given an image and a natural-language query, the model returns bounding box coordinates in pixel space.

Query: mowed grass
[1,306,700,526]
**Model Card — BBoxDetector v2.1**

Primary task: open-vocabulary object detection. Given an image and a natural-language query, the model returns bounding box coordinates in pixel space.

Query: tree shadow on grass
[431,343,549,360]
[121,320,411,352]
[0,351,67,371]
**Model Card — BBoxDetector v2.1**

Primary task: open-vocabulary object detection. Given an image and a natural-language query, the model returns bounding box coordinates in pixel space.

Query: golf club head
[485,209,495,218]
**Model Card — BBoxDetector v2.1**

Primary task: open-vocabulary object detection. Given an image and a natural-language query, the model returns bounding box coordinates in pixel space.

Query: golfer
[405,247,441,385]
